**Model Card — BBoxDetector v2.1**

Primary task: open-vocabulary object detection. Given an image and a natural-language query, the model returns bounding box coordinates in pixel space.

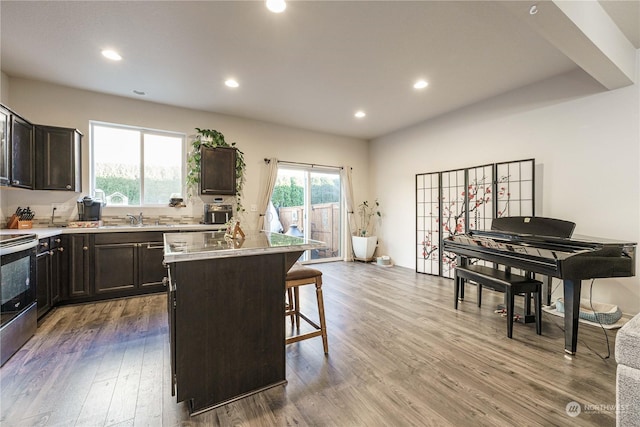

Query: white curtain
[257,158,279,231]
[341,166,355,261]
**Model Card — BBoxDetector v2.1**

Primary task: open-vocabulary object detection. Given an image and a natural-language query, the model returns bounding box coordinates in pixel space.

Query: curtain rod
[263,158,343,170]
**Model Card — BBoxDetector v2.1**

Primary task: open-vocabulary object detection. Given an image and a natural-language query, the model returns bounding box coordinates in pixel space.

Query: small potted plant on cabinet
[352,199,381,261]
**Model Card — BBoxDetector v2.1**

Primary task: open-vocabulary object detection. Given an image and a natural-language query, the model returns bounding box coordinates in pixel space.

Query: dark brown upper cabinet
[35,125,82,191]
[10,113,35,189]
[0,106,10,186]
[0,104,35,189]
[200,146,236,195]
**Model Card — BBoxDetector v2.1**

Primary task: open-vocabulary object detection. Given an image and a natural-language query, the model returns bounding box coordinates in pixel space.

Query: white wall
[1,77,369,230]
[370,65,640,315]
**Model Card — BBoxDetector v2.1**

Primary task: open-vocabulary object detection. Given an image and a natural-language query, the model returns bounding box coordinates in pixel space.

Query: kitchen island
[164,230,325,415]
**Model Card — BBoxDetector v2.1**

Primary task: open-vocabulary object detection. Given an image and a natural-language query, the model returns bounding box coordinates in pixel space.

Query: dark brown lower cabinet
[58,231,172,305]
[167,252,296,415]
[61,234,92,300]
[50,237,62,306]
[94,243,137,294]
[93,232,167,297]
[36,237,63,320]
[138,240,166,288]
[36,241,52,319]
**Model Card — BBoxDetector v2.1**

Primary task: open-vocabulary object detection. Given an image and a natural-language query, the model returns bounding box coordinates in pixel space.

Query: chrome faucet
[126,212,143,225]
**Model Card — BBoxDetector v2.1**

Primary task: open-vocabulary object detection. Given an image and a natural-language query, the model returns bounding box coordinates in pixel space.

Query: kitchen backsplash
[101,214,203,226]
[2,214,204,229]
[0,191,246,229]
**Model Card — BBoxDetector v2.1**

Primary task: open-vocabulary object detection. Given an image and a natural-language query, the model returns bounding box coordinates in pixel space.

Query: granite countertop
[0,224,226,239]
[164,230,326,263]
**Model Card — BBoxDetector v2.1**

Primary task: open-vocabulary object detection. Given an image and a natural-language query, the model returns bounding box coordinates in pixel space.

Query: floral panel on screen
[415,159,534,278]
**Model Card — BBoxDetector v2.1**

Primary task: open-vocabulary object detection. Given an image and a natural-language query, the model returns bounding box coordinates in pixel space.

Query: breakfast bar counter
[163,229,325,263]
[163,230,325,415]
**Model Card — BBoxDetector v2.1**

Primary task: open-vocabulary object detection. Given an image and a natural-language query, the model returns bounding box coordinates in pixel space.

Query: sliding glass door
[268,165,342,262]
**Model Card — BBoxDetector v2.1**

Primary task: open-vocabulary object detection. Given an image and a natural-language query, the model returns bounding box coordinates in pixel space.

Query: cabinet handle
[54,238,61,243]
[162,277,169,287]
[58,247,64,252]
[147,244,164,250]
[13,180,19,185]
[83,246,88,251]
[49,251,54,256]
[66,185,71,189]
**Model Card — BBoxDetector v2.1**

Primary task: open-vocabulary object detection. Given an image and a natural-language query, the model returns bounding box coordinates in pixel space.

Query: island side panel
[171,252,288,413]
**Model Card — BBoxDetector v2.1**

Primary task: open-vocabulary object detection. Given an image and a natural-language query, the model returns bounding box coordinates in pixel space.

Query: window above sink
[90,121,185,207]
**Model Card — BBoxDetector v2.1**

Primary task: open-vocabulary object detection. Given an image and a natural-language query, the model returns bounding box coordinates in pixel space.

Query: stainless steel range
[0,233,37,366]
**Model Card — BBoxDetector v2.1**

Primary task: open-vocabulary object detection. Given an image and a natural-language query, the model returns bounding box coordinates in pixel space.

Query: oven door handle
[0,239,38,256]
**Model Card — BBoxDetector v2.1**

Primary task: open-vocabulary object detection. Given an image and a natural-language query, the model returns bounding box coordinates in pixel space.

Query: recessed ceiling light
[101,49,122,61]
[354,111,366,118]
[266,0,286,13]
[225,79,239,88]
[133,90,146,96]
[413,80,429,89]
[529,4,538,15]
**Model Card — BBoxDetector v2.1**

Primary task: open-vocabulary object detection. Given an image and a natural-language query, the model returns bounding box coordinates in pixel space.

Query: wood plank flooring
[0,262,620,426]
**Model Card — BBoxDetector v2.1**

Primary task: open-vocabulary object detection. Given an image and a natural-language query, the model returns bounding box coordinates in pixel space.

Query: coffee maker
[203,204,232,225]
[77,196,103,221]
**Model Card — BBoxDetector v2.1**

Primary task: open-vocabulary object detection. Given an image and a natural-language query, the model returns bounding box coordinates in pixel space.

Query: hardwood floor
[0,262,620,426]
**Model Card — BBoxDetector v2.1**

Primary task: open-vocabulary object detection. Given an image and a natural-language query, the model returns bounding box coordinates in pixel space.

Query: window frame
[89,121,186,207]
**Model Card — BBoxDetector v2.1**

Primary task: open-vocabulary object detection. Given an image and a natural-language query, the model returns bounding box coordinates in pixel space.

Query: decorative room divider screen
[416,159,535,278]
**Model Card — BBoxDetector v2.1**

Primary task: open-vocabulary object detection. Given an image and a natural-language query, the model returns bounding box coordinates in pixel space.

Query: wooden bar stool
[285,264,329,354]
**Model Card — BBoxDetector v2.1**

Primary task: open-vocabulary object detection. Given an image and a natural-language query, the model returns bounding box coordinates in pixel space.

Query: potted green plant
[352,200,381,261]
[186,128,246,211]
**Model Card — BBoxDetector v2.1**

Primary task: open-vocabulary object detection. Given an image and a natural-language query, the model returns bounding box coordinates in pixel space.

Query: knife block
[7,214,33,229]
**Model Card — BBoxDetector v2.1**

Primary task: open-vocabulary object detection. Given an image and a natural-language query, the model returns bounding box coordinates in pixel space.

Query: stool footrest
[286,330,323,345]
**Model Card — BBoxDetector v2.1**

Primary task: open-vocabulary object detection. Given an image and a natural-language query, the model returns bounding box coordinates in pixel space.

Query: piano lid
[444,230,636,279]
[461,229,636,249]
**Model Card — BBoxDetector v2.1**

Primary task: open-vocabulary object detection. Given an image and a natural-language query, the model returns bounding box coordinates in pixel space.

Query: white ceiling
[1,1,638,140]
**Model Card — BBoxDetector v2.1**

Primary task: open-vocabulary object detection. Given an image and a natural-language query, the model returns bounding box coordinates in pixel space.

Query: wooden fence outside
[278,202,340,258]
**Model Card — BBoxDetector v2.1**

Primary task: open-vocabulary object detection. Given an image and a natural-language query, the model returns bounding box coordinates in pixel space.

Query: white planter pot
[352,235,377,261]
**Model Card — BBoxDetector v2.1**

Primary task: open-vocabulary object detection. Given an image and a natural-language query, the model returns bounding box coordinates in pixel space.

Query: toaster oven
[203,204,232,225]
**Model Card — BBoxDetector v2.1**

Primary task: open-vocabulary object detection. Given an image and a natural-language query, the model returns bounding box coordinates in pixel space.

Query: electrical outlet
[52,203,70,213]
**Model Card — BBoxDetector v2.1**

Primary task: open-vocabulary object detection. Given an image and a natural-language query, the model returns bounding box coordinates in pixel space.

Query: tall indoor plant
[352,200,381,261]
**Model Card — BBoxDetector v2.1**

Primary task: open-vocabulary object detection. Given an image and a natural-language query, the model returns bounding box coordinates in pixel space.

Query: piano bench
[454,264,543,339]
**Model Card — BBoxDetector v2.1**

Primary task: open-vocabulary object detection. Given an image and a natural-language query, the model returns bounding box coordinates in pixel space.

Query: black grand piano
[443,217,636,355]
